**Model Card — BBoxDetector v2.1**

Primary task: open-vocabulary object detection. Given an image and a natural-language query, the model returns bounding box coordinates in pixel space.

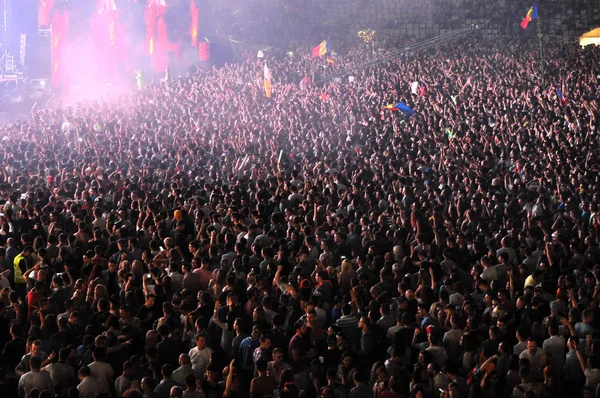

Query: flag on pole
[520,2,538,29]
[312,37,331,58]
[557,89,567,104]
[385,101,415,116]
[264,64,272,98]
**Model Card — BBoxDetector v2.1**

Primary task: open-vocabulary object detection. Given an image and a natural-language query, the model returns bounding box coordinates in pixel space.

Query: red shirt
[27,290,43,316]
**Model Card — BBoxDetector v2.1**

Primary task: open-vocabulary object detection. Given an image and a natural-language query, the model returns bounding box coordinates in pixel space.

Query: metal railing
[319,24,479,82]
[0,51,5,75]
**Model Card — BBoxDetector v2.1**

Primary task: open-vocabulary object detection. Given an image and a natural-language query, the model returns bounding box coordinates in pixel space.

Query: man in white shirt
[77,366,106,398]
[519,338,545,373]
[543,321,565,369]
[426,333,448,369]
[496,236,517,265]
[18,356,54,398]
[189,334,213,375]
[513,327,528,357]
[480,256,497,284]
[42,347,75,390]
[386,313,406,343]
[443,315,464,360]
[88,347,114,395]
[114,361,134,398]
[563,337,585,390]
[512,366,533,398]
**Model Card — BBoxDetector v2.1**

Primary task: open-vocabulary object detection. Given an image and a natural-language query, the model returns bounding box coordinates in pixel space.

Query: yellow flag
[264,78,272,98]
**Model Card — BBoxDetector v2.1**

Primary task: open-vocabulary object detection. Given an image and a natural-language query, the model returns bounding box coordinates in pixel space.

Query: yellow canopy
[580,27,600,47]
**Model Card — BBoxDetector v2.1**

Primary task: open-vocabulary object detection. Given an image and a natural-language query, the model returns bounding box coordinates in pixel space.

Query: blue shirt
[238,336,259,371]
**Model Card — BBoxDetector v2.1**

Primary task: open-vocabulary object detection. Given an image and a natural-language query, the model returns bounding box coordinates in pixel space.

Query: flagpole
[537,12,544,86]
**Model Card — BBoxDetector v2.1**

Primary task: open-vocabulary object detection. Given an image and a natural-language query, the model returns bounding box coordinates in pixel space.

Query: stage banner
[190,0,199,48]
[39,0,54,28]
[51,10,69,88]
[145,4,180,73]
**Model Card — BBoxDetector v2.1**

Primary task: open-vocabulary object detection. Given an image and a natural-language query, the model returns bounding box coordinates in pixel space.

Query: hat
[174,210,183,221]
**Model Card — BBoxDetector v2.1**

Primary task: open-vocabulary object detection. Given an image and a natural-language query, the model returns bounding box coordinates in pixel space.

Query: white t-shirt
[189,346,213,374]
[585,368,600,394]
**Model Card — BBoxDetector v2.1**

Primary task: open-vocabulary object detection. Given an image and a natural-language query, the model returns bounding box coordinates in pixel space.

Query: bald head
[170,386,183,398]
[179,354,191,366]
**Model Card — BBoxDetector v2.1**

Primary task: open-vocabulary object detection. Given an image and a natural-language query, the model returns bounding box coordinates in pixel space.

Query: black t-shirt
[289,334,308,372]
[137,304,155,330]
[2,337,26,370]
[50,331,72,354]
[156,337,184,368]
[106,270,120,296]
[87,240,107,256]
[90,310,111,328]
[323,347,342,369]
[0,378,18,397]
[202,380,223,398]
[52,287,74,313]
[0,315,10,351]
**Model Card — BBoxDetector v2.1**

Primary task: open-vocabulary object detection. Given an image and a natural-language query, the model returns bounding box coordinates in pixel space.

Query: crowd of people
[0,33,599,398]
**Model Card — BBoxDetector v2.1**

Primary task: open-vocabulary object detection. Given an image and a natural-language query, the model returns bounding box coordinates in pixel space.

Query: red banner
[145,4,180,73]
[51,10,69,88]
[190,0,199,48]
[39,0,54,28]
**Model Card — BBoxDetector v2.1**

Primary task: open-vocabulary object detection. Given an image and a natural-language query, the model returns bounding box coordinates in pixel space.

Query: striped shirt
[336,315,359,348]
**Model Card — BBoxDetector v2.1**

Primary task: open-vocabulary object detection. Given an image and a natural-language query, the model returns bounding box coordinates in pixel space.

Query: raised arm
[224,359,236,397]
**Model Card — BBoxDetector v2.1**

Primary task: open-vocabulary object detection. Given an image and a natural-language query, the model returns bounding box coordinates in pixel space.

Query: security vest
[13,253,26,284]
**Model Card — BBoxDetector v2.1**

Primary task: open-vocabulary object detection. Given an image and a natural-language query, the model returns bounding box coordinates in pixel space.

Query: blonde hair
[341,259,354,273]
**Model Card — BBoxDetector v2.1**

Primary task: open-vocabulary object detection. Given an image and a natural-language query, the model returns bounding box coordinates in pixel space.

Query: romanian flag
[557,89,567,104]
[386,101,415,116]
[312,37,330,58]
[520,2,538,29]
[264,64,272,98]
